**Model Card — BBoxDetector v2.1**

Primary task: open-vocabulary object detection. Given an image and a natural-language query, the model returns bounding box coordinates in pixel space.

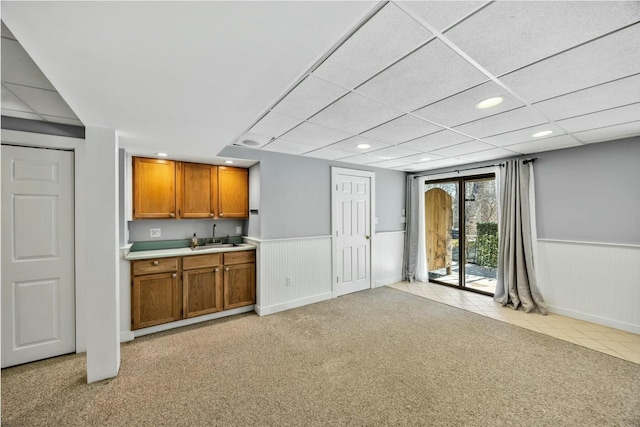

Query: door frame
[1,129,87,353]
[418,166,500,295]
[331,167,376,298]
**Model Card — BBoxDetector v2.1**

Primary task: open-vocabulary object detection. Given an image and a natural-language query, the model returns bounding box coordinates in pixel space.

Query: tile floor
[388,281,640,365]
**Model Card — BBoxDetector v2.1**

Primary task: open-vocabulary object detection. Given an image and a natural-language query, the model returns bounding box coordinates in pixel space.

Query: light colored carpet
[2,287,640,426]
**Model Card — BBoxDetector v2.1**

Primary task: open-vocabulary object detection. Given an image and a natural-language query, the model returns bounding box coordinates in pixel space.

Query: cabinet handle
[214,268,219,272]
[209,213,214,217]
[172,273,177,278]
[220,213,224,217]
[152,260,159,266]
[224,267,230,271]
[169,213,175,218]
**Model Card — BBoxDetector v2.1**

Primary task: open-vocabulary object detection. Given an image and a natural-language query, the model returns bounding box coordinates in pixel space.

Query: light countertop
[124,243,256,261]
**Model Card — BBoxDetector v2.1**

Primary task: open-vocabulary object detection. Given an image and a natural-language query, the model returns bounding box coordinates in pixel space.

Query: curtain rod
[412,157,537,179]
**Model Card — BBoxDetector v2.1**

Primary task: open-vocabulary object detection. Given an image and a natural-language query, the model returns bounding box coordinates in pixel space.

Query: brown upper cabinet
[179,162,218,219]
[218,166,249,218]
[133,157,177,219]
[133,157,248,220]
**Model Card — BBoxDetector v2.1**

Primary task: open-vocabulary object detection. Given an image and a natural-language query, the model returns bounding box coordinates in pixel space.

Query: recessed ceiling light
[419,157,431,162]
[532,130,553,138]
[475,96,504,109]
[356,143,371,149]
[242,139,260,147]
[156,152,168,157]
[224,160,234,164]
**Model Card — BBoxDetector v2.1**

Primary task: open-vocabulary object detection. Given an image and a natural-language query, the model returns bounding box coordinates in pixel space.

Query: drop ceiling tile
[400,130,472,152]
[430,140,494,157]
[308,92,402,135]
[339,153,387,165]
[357,39,488,112]
[453,107,549,138]
[326,136,391,155]
[556,103,640,133]
[402,157,465,171]
[572,120,640,144]
[271,75,348,120]
[249,111,301,139]
[371,152,443,168]
[279,122,353,147]
[533,74,640,121]
[303,146,355,161]
[4,83,77,119]
[482,123,567,147]
[499,23,640,103]
[41,115,83,126]
[0,39,55,91]
[445,1,640,76]
[505,135,582,155]
[402,1,489,32]
[413,81,524,127]
[365,145,423,161]
[2,84,34,113]
[360,114,443,144]
[1,109,41,121]
[261,138,315,155]
[312,3,433,89]
[455,147,516,162]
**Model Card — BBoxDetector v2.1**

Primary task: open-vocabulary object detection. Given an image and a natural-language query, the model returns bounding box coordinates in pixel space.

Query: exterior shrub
[476,222,498,268]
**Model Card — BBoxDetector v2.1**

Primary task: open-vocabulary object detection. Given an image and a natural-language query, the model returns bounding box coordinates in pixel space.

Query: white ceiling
[2,1,640,171]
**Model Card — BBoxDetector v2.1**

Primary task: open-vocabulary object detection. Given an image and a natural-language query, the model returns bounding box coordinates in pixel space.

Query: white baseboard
[119,331,135,343]
[256,292,333,316]
[375,276,403,287]
[547,305,640,335]
[132,305,255,338]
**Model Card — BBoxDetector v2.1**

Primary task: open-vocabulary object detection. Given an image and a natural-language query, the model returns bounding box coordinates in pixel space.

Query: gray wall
[411,136,640,245]
[220,146,407,240]
[533,137,639,245]
[248,163,261,238]
[128,219,245,242]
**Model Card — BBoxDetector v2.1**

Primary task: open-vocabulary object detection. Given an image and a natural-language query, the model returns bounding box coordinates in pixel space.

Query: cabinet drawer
[183,253,222,270]
[132,257,179,276]
[223,250,255,265]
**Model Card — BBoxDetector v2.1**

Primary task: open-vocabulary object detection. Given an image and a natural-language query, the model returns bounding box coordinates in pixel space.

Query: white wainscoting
[246,236,333,316]
[373,231,405,287]
[537,239,640,334]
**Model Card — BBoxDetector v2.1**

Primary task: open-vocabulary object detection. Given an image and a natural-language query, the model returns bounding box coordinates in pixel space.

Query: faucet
[212,223,217,244]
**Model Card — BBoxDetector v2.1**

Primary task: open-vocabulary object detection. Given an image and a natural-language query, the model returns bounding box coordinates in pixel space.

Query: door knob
[171,273,177,278]
[224,267,230,271]
[214,268,219,272]
[365,235,370,240]
[209,213,214,217]
[169,213,175,218]
[152,260,159,266]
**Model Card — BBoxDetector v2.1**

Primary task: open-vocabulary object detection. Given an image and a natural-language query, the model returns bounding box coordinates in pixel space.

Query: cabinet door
[223,263,255,310]
[183,267,223,318]
[179,163,218,219]
[133,157,177,219]
[132,272,181,330]
[218,166,248,218]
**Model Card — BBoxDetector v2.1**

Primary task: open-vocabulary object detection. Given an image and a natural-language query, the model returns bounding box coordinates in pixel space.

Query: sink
[191,243,239,251]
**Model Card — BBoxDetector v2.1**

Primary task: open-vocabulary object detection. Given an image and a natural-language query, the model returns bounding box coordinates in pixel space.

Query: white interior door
[333,168,373,297]
[1,145,75,368]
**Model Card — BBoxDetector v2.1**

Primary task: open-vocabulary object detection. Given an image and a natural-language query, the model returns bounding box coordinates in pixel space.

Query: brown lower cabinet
[183,253,223,318]
[131,251,255,330]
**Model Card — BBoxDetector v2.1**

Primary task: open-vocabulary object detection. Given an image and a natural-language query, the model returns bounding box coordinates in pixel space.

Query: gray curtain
[402,175,419,282]
[494,160,547,314]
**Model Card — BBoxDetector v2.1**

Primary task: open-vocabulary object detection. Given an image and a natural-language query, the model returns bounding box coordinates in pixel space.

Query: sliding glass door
[425,174,497,295]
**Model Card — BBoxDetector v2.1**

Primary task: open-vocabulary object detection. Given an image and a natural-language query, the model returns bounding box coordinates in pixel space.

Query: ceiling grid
[236,1,640,171]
